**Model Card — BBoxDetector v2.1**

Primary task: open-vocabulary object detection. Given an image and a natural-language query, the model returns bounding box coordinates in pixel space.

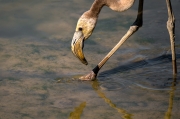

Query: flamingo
[71,0,177,80]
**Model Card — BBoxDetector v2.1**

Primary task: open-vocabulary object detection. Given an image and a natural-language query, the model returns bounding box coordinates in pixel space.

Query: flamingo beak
[71,31,88,65]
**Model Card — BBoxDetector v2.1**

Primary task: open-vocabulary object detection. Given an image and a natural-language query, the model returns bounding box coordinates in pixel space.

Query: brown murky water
[0,0,180,119]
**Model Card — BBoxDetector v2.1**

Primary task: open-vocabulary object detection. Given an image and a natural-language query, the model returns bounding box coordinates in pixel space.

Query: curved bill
[71,31,88,65]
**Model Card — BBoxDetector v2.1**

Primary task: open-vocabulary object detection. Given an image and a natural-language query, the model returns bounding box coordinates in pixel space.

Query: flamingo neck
[89,0,135,16]
[89,0,105,17]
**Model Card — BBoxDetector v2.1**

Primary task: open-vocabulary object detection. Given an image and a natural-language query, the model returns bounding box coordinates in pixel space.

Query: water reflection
[67,75,179,119]
[0,70,179,118]
[164,76,177,119]
[69,102,86,119]
[91,80,133,119]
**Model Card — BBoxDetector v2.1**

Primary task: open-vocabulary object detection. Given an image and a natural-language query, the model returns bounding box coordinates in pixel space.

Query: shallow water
[0,0,180,119]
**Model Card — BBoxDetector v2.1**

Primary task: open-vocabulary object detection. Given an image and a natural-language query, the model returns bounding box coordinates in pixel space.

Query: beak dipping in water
[71,31,88,65]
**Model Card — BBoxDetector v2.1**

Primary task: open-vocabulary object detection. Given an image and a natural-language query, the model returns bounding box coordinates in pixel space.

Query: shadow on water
[99,53,180,77]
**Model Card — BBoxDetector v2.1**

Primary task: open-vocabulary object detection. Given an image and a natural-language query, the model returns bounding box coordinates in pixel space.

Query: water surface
[0,0,180,119]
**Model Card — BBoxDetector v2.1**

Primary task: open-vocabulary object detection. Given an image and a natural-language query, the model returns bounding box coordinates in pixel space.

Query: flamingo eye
[79,27,83,31]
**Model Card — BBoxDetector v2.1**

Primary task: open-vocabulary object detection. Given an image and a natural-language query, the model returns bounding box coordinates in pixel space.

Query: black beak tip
[81,59,88,65]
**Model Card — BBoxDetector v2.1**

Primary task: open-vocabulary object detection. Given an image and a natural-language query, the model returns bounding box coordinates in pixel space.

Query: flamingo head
[71,11,97,65]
